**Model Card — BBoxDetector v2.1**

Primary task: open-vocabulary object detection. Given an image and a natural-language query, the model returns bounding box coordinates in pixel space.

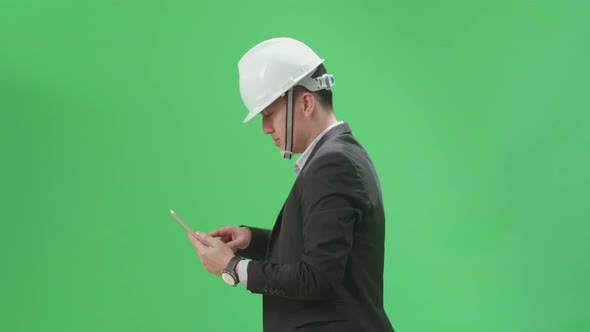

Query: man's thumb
[226,240,239,252]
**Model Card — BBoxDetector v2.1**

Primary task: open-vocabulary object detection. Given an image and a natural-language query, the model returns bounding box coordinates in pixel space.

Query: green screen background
[1,1,589,331]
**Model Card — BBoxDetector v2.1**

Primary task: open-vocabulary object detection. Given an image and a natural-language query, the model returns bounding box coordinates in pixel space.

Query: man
[188,37,394,331]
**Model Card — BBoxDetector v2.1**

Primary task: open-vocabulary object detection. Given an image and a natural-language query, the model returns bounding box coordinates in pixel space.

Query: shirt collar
[293,121,344,176]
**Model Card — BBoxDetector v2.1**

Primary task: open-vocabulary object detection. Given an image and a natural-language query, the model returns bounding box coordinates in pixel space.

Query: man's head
[238,37,336,158]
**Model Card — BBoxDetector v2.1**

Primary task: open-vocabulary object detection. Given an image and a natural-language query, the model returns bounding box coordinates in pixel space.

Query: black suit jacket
[238,123,394,332]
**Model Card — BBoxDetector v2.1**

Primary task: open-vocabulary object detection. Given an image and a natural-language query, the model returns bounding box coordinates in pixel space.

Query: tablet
[169,210,196,235]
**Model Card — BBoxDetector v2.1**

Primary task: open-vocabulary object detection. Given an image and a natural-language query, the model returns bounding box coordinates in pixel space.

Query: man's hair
[296,64,334,110]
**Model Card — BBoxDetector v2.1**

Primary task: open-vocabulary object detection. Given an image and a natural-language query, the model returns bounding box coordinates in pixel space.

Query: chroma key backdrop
[1,1,589,331]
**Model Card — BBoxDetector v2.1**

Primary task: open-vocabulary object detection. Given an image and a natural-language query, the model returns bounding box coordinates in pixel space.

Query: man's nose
[262,117,273,135]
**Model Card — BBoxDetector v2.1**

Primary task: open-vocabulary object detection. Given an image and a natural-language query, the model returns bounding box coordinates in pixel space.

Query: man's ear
[301,91,316,119]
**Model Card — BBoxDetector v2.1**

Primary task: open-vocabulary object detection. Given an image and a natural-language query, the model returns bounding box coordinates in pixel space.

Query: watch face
[222,272,235,286]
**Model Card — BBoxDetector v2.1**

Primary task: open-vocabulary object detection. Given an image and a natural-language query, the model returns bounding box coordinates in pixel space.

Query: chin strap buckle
[316,74,336,90]
[299,73,336,91]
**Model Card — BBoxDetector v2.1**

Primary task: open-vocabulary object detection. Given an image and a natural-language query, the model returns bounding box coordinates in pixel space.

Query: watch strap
[225,256,242,274]
[222,256,242,285]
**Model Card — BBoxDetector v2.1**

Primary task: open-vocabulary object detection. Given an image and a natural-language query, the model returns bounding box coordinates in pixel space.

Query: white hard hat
[238,37,335,123]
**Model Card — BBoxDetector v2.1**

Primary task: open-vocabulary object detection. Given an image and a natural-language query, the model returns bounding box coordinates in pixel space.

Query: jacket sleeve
[245,151,368,300]
[236,226,271,261]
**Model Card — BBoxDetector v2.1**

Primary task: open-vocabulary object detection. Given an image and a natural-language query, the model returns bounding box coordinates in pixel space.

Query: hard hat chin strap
[282,87,294,159]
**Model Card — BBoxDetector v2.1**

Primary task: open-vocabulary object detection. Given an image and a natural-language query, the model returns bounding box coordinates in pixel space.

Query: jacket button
[263,285,269,293]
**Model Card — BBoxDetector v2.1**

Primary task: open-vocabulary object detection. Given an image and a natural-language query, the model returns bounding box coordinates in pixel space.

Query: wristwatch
[221,256,242,286]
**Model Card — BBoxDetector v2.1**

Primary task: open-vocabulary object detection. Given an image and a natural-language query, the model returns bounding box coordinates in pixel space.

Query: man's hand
[188,231,235,276]
[209,226,252,252]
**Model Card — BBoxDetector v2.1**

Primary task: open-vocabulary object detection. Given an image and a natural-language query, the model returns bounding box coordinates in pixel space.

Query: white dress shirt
[236,121,344,288]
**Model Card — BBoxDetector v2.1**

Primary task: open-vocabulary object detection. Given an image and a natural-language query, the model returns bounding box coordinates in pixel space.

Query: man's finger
[209,227,227,237]
[188,232,207,253]
[226,239,241,251]
[195,231,218,247]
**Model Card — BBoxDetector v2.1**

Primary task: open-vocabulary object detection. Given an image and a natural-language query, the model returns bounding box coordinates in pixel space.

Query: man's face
[260,92,308,154]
